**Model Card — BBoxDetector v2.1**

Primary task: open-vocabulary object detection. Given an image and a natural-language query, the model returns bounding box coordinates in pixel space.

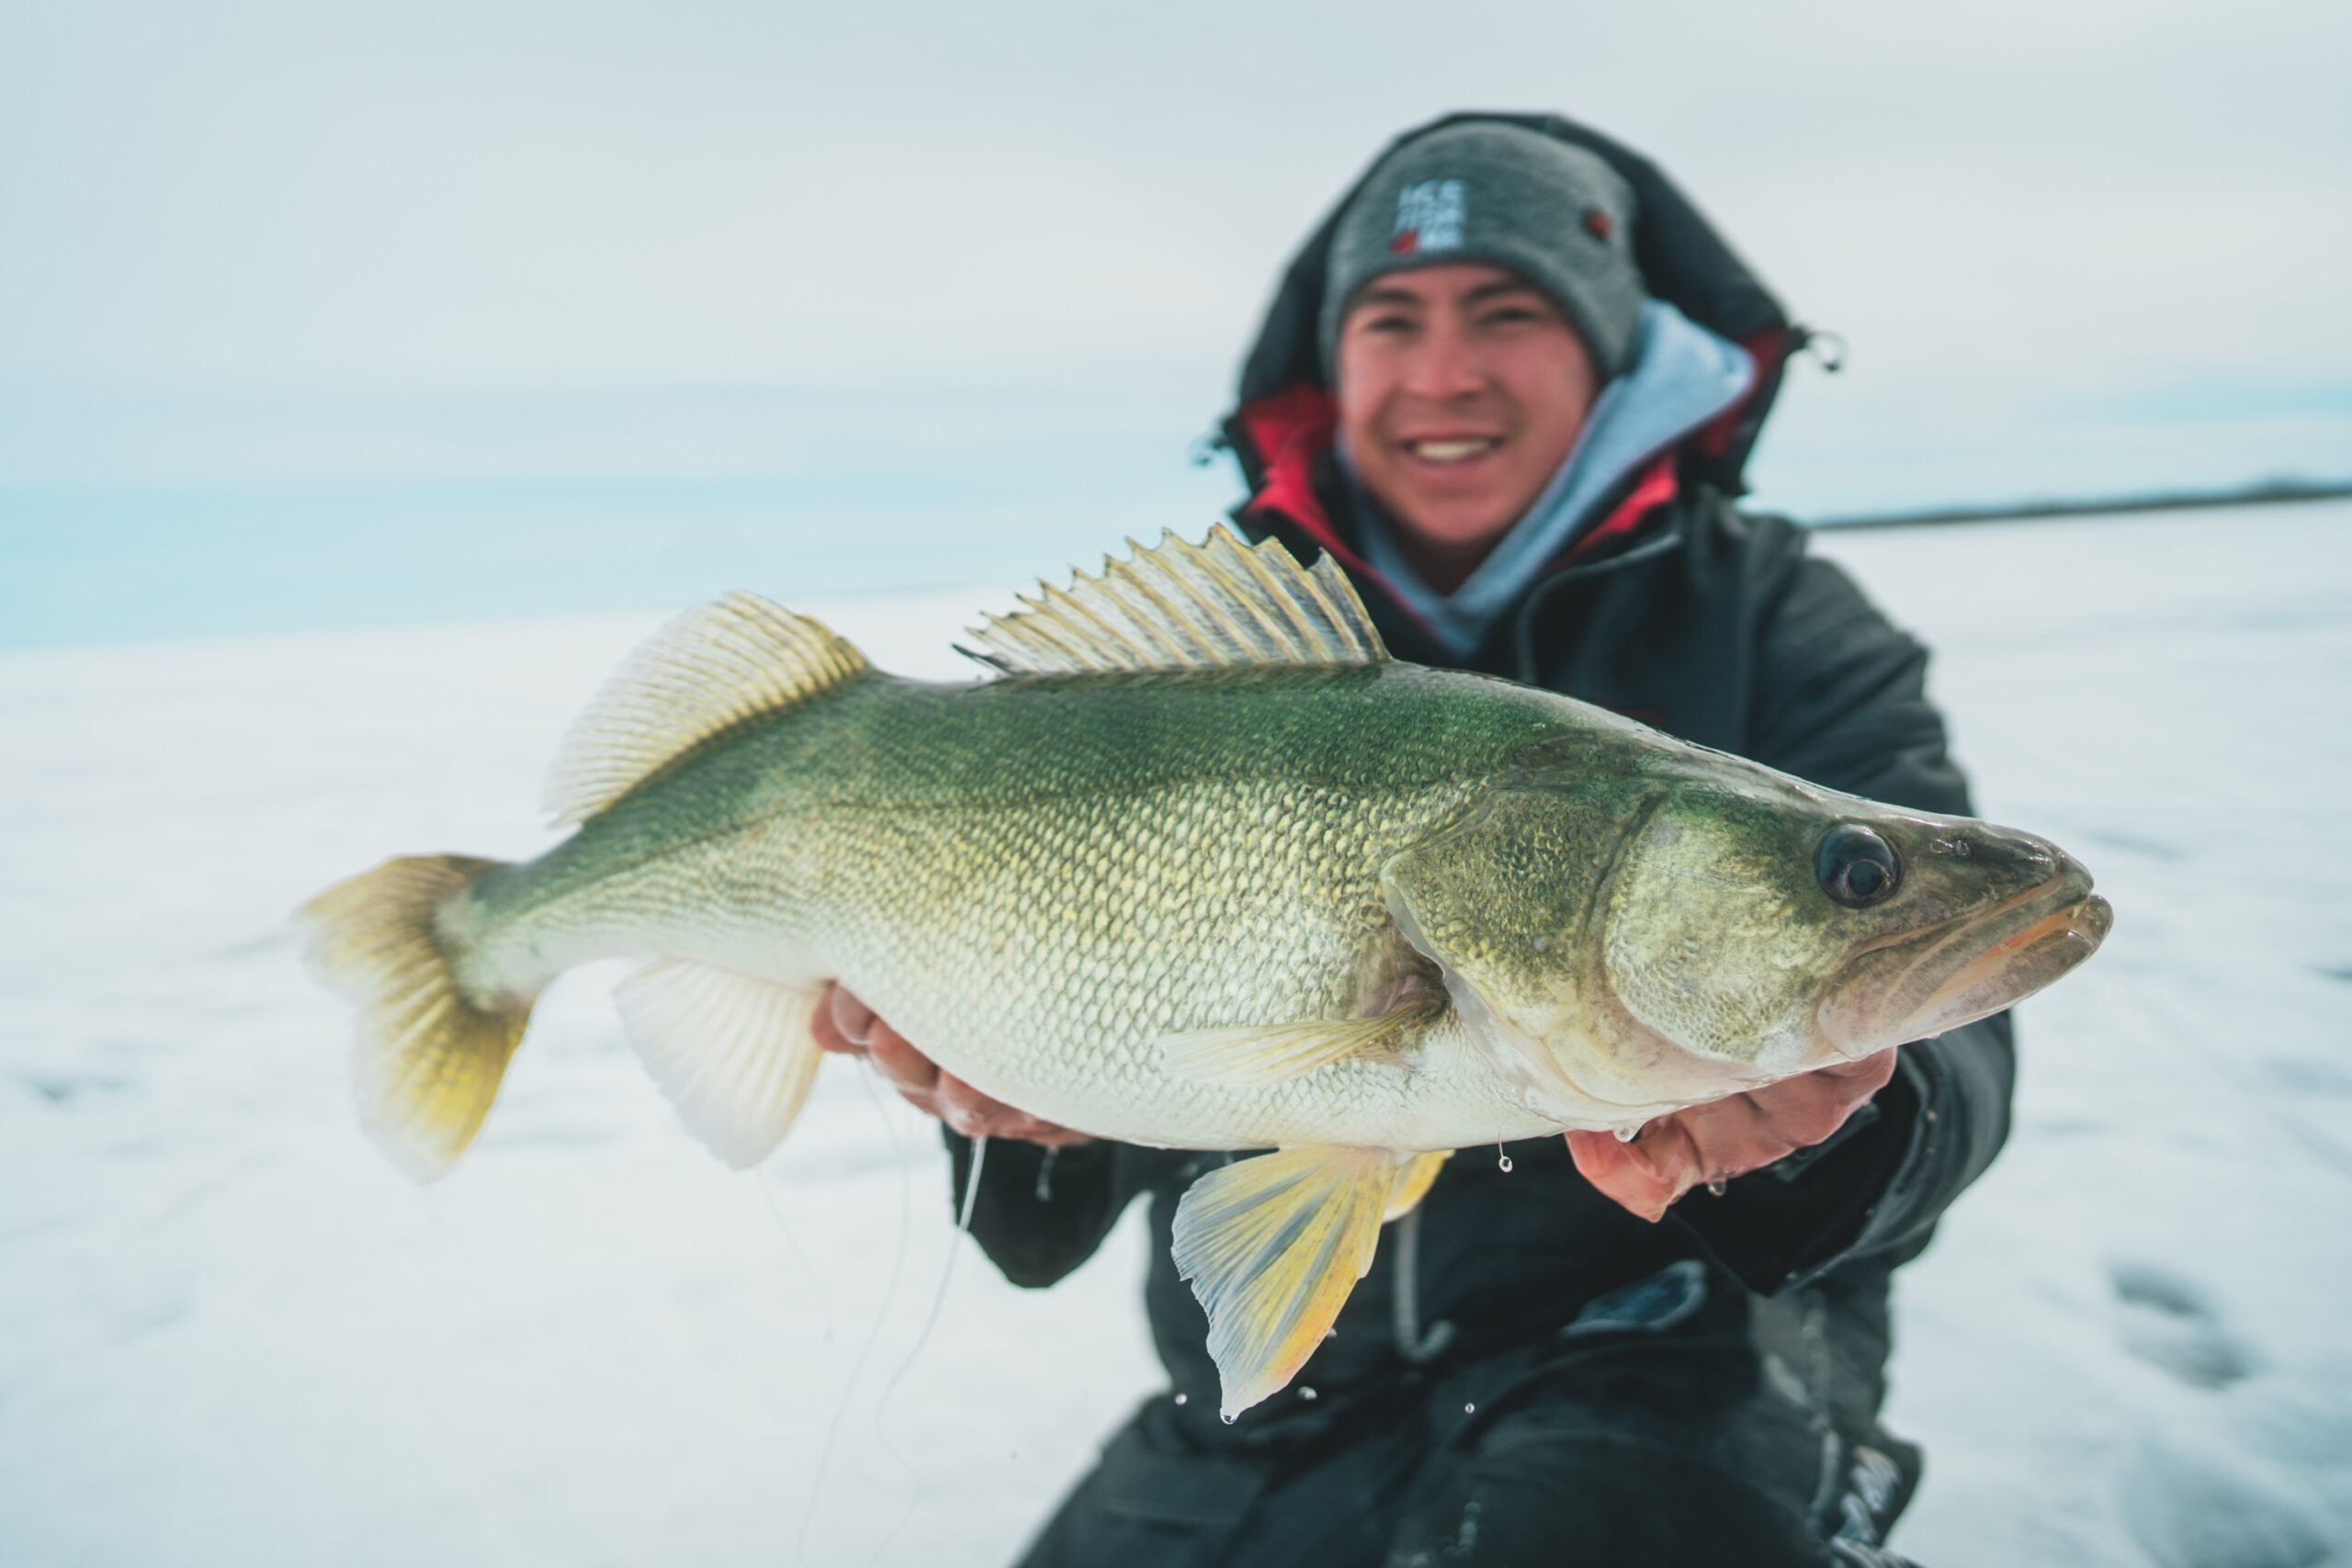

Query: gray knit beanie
[1317,123,1644,381]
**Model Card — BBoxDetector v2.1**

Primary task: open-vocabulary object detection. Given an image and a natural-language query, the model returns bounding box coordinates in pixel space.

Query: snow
[3,502,2347,1565]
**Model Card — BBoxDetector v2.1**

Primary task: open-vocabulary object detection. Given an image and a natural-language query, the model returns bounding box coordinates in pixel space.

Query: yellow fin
[1171,1145,1402,1418]
[614,960,825,1168]
[542,592,869,827]
[1159,992,1439,1089]
[297,854,529,1182]
[1385,1151,1452,1222]
[958,525,1388,677]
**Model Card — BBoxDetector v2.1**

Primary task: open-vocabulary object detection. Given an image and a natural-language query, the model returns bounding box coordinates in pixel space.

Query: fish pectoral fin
[1385,1150,1452,1222]
[614,960,825,1169]
[1173,1145,1402,1419]
[1159,993,1441,1089]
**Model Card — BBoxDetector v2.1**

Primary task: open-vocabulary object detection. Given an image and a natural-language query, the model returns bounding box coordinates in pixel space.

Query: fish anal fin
[614,960,825,1168]
[1173,1145,1401,1419]
[1385,1150,1452,1222]
[956,525,1389,678]
[543,593,869,827]
[1159,990,1440,1089]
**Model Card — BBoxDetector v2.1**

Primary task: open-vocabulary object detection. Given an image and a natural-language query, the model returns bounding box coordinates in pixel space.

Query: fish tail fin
[298,854,530,1183]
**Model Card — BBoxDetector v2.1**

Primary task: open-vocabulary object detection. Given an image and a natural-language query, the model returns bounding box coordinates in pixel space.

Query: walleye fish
[300,527,2111,1416]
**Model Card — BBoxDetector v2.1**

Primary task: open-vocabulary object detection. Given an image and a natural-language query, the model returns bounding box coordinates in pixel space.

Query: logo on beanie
[1392,179,1465,254]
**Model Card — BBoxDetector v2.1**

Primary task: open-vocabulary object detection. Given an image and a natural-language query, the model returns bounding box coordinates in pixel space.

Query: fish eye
[1816,824,1901,908]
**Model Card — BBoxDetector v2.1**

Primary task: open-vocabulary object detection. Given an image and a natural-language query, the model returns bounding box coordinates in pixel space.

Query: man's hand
[808,981,1092,1147]
[1563,1053,1898,1223]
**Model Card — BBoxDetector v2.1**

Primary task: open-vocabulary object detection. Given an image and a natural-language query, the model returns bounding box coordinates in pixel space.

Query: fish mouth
[1818,872,2113,1058]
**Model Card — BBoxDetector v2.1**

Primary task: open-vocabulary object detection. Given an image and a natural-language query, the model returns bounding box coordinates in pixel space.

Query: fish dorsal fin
[542,592,869,827]
[958,525,1389,677]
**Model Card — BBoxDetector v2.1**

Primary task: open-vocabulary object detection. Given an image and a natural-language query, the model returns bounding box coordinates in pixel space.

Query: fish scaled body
[300,528,2110,1418]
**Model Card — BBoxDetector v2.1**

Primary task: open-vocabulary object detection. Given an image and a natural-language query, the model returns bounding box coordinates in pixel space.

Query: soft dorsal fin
[542,592,869,826]
[958,525,1389,677]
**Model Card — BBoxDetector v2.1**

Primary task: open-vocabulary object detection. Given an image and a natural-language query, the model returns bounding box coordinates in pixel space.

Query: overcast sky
[3,0,2347,635]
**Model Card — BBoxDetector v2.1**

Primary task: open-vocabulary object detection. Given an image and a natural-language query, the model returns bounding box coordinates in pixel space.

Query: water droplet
[1463,1402,1477,1415]
[1173,1393,1188,1406]
[1497,1153,1513,1173]
[1034,1146,1060,1202]
[1220,1412,1238,1426]
[1705,1179,1728,1198]
[1298,1386,1317,1401]
[1613,1124,1639,1144]
[1323,1327,1338,1340]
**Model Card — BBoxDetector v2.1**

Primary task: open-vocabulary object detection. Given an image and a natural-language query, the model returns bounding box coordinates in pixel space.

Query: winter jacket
[944,112,2015,1451]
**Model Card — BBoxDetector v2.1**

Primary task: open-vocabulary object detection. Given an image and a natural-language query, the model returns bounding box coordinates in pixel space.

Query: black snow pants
[1014,1260,1924,1568]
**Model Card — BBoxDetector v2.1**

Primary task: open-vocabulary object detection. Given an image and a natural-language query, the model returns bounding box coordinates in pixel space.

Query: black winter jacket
[944,113,2014,1450]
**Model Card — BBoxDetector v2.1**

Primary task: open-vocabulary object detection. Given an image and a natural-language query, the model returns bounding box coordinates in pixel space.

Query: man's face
[1335,263,1600,558]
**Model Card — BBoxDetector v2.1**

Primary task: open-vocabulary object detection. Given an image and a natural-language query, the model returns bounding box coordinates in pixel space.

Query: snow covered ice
[3,502,2348,1565]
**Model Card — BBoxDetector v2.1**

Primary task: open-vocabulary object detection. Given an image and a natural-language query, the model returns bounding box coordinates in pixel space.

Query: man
[813,114,2008,1566]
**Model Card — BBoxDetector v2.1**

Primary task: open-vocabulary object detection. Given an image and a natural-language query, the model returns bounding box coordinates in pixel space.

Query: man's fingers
[933,1073,1084,1145]
[810,983,858,1055]
[1748,1051,1898,1149]
[1817,1052,1899,1087]
[1566,1123,1698,1223]
[1566,1051,1903,1221]
[1677,1092,1788,1181]
[933,1072,1005,1137]
[805,983,1093,1148]
[865,1026,940,1096]
[1015,1120,1096,1149]
[826,984,877,1050]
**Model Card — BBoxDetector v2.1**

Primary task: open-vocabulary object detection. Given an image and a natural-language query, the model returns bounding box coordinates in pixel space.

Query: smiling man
[816,114,2005,1566]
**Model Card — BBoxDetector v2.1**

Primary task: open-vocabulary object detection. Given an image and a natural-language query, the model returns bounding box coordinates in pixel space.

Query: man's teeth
[1407,439,1498,464]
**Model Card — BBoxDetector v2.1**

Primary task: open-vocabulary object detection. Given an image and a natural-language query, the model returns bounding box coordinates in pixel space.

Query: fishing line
[758,1164,837,1344]
[867,1133,989,1564]
[795,1066,916,1567]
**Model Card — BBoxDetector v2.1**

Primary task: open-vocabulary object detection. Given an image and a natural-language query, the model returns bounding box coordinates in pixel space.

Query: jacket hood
[1226,110,1806,500]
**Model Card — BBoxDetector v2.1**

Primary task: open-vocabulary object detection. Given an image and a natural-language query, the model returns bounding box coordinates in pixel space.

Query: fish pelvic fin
[298,854,530,1183]
[543,593,870,828]
[614,960,824,1168]
[956,525,1389,678]
[1385,1150,1452,1222]
[1172,1145,1404,1419]
[1159,989,1442,1089]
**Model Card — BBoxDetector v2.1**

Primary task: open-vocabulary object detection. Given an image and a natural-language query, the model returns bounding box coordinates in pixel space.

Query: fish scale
[510,668,1575,1152]
[300,527,2109,1416]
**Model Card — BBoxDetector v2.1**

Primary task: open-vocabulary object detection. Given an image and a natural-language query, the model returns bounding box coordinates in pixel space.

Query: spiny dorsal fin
[957,525,1389,678]
[542,592,868,827]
